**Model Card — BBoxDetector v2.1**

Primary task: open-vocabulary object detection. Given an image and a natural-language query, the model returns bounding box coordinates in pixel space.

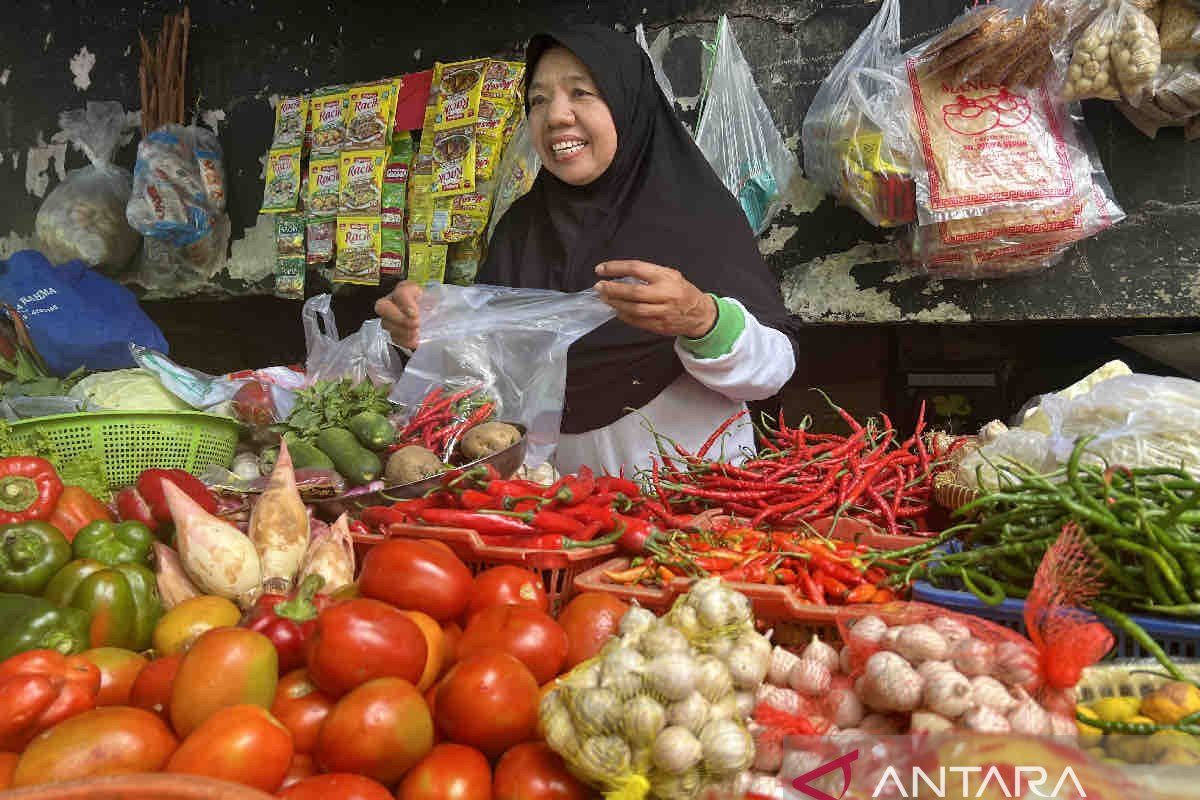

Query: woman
[378,25,797,474]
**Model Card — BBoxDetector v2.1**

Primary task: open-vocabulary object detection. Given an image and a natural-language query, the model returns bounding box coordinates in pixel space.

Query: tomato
[170,627,279,737]
[556,592,628,669]
[397,743,492,800]
[231,381,278,428]
[81,647,148,707]
[493,742,588,800]
[306,598,427,697]
[12,707,177,787]
[152,595,242,656]
[402,610,448,692]
[281,773,395,800]
[316,677,434,785]
[0,752,17,791]
[129,654,181,720]
[466,566,548,622]
[435,651,539,759]
[166,704,293,793]
[442,622,463,669]
[272,669,333,755]
[458,606,568,685]
[279,752,318,791]
[358,539,473,622]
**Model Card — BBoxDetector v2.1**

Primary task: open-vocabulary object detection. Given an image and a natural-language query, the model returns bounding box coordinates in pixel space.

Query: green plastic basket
[8,411,241,490]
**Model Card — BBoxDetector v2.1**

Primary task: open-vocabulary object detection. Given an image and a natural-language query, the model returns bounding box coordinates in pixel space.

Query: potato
[460,421,522,461]
[385,446,445,484]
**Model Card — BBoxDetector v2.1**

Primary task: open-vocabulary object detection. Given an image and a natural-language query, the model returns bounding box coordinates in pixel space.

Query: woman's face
[527,46,618,186]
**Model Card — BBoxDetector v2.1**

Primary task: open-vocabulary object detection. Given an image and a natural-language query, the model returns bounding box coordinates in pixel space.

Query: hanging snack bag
[382,135,414,278]
[475,99,515,180]
[1114,1,1162,105]
[1061,6,1121,101]
[276,212,306,257]
[275,256,306,300]
[482,60,525,101]
[408,243,448,284]
[310,89,348,157]
[446,236,486,286]
[345,81,395,151]
[430,123,477,196]
[306,219,335,265]
[339,149,386,215]
[261,146,304,213]
[334,216,382,285]
[435,59,487,129]
[272,95,309,149]
[431,187,492,244]
[407,173,434,243]
[194,128,227,213]
[307,157,341,218]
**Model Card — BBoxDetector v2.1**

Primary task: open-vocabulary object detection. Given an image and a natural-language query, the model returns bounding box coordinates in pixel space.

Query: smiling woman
[376,25,798,475]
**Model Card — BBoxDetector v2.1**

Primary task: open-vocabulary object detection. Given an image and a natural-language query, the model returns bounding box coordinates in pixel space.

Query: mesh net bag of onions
[538,579,771,800]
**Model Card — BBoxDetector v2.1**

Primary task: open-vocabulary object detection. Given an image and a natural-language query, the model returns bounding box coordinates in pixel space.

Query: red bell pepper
[0,649,101,750]
[117,469,217,534]
[0,457,63,525]
[242,575,330,674]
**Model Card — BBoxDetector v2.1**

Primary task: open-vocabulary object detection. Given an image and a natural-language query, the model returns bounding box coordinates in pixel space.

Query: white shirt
[552,299,796,475]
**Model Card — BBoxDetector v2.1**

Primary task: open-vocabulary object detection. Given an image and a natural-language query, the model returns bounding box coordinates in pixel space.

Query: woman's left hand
[594,260,717,339]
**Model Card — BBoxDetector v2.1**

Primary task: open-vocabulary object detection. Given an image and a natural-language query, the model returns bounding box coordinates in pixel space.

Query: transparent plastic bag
[802,0,915,228]
[1159,0,1200,57]
[486,117,540,243]
[1060,4,1121,101]
[390,283,615,466]
[636,23,677,109]
[126,124,225,247]
[35,101,140,271]
[302,294,404,388]
[129,213,230,298]
[923,0,1070,90]
[694,16,798,234]
[1114,1,1163,106]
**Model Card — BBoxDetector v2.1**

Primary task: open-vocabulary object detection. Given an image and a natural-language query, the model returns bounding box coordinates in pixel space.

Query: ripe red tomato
[170,627,279,737]
[81,647,148,707]
[358,539,473,622]
[0,752,16,791]
[465,566,548,622]
[231,381,278,428]
[397,743,492,800]
[166,704,293,793]
[12,707,177,787]
[305,598,427,697]
[279,753,318,792]
[556,592,628,669]
[280,773,395,800]
[458,605,568,685]
[435,651,539,759]
[316,677,434,785]
[493,742,588,800]
[128,654,181,720]
[271,669,333,754]
[442,621,463,669]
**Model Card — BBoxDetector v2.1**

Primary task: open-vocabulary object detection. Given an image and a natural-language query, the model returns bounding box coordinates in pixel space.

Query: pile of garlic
[539,579,769,800]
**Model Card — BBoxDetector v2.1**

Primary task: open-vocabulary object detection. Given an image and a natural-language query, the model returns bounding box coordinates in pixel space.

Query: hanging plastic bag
[126,124,226,247]
[302,294,404,388]
[486,117,540,243]
[801,0,915,227]
[635,23,677,109]
[1060,4,1122,101]
[35,101,140,272]
[1114,1,1163,106]
[390,283,615,466]
[694,16,798,234]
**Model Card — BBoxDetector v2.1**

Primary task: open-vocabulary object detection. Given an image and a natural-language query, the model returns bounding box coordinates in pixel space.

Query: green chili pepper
[1092,601,1186,681]
[0,521,71,595]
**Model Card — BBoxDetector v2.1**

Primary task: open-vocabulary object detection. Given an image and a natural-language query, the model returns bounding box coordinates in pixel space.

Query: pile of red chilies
[645,400,968,537]
[394,385,496,457]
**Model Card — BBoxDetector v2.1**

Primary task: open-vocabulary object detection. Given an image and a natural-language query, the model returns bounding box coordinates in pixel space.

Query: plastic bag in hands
[35,101,140,271]
[126,124,226,247]
[802,0,916,227]
[303,294,403,388]
[694,16,798,234]
[389,283,616,467]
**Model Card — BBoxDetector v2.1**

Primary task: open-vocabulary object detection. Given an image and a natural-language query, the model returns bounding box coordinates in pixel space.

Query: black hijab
[477,25,796,434]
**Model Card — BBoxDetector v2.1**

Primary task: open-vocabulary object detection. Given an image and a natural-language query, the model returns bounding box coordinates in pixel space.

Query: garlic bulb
[952,639,994,678]
[622,694,667,746]
[839,645,856,675]
[667,691,711,733]
[652,726,704,774]
[566,661,602,690]
[727,643,771,690]
[1008,690,1050,736]
[930,616,972,647]
[880,627,903,652]
[569,687,622,734]
[694,655,734,703]
[849,615,888,645]
[917,660,955,683]
[669,604,705,642]
[738,631,773,663]
[757,684,802,716]
[734,691,757,719]
[826,687,865,729]
[894,624,949,664]
[801,636,840,673]
[700,718,755,774]
[695,587,741,629]
[620,604,657,637]
[994,641,1038,688]
[577,735,632,782]
[541,707,579,756]
[964,705,1012,734]
[645,652,698,701]
[639,624,691,658]
[922,670,973,719]
[649,767,702,800]
[861,651,923,712]
[708,694,738,721]
[789,659,832,696]
[970,676,1018,712]
[602,648,646,699]
[911,711,954,734]
[1048,713,1078,738]
[767,646,801,686]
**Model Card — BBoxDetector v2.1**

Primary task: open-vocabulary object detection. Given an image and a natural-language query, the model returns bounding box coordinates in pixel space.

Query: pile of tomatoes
[0,538,633,798]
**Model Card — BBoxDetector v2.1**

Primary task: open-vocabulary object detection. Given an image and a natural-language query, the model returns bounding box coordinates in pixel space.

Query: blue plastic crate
[911,580,1200,660]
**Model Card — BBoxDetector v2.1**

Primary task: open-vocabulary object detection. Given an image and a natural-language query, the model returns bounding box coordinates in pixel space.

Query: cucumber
[286,438,336,471]
[347,411,397,450]
[316,427,382,485]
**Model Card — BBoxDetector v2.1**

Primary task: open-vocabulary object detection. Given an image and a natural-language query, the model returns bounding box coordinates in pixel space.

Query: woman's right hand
[376,281,422,350]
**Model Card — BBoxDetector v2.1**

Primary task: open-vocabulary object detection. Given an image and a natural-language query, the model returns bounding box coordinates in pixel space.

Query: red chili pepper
[614,515,655,555]
[797,570,826,606]
[871,587,896,604]
[697,409,749,460]
[241,574,330,674]
[775,567,798,584]
[815,572,849,601]
[530,510,587,537]
[458,489,495,510]
[0,456,63,524]
[416,507,537,536]
[845,582,879,604]
[553,466,596,506]
[359,500,432,530]
[597,475,640,497]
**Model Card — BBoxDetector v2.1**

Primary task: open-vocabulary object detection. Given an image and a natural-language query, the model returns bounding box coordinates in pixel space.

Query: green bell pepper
[0,592,90,660]
[72,520,154,566]
[44,560,163,651]
[0,521,72,595]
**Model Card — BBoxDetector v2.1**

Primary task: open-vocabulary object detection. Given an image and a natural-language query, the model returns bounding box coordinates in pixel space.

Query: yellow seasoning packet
[408,242,448,284]
[407,173,434,243]
[339,148,386,216]
[335,216,382,285]
[272,95,309,149]
[345,81,395,151]
[307,157,341,219]
[430,123,476,197]
[430,188,492,244]
[482,60,525,101]
[435,59,487,130]
[261,147,303,213]
[310,89,347,157]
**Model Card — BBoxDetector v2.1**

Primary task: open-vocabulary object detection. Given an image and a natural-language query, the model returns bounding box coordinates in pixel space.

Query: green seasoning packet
[382,135,413,278]
[275,256,306,300]
[276,213,306,256]
[408,243,447,284]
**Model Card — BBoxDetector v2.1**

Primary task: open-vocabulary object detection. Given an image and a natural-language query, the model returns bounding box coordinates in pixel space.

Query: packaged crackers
[335,217,382,285]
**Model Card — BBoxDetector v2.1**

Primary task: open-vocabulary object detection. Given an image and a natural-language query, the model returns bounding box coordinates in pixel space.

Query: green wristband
[680,295,745,360]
